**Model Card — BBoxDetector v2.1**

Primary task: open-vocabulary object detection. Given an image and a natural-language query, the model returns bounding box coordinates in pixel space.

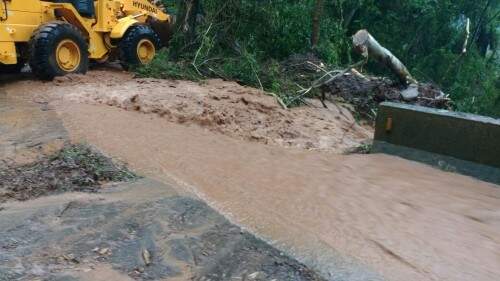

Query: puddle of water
[58,103,500,281]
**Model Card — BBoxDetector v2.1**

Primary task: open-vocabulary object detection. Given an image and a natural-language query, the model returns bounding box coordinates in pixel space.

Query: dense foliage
[138,0,499,117]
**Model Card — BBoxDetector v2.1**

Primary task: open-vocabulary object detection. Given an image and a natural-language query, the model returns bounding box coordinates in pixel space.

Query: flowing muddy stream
[56,103,500,281]
[2,70,500,281]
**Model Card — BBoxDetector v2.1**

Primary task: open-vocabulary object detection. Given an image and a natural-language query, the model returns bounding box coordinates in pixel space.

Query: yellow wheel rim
[136,39,156,64]
[55,39,81,72]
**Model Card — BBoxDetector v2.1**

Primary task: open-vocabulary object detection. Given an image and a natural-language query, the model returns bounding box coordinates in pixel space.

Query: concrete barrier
[372,102,500,185]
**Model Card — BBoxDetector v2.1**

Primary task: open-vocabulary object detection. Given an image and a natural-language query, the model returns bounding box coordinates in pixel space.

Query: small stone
[62,254,79,264]
[98,248,110,255]
[400,84,419,101]
[142,249,151,266]
[247,272,259,279]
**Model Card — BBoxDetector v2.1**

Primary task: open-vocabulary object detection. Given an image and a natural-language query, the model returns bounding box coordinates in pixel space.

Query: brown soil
[50,70,372,153]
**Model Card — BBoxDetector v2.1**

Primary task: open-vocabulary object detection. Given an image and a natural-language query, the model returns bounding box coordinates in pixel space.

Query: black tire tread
[28,21,88,80]
[119,25,161,70]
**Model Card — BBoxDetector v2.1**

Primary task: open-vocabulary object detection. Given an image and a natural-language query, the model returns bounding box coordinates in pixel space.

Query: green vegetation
[138,0,499,117]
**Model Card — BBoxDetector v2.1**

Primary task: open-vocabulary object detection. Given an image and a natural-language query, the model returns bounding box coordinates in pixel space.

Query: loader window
[53,0,95,18]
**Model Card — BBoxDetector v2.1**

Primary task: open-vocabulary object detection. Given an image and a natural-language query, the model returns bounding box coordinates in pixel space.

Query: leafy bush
[145,0,499,117]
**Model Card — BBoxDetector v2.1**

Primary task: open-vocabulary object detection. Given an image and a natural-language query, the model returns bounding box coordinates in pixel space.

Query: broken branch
[352,30,417,85]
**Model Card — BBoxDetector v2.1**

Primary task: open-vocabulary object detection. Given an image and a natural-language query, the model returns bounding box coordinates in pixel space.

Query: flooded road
[2,71,500,281]
[58,103,500,281]
[1,76,332,281]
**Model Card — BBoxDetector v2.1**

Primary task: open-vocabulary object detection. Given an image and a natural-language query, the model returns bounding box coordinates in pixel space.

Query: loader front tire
[119,25,161,70]
[29,21,88,80]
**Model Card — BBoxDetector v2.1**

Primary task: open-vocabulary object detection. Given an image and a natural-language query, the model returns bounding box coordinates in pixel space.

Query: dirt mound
[51,70,372,153]
[0,144,137,203]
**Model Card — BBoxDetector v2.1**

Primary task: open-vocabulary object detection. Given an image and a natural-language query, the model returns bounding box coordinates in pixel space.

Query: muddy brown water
[1,71,500,281]
[58,103,500,281]
[0,76,330,281]
[50,70,373,153]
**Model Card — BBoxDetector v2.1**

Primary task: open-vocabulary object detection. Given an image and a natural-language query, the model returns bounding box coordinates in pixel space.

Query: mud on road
[1,69,500,281]
[1,178,325,281]
[0,75,327,281]
[51,70,372,153]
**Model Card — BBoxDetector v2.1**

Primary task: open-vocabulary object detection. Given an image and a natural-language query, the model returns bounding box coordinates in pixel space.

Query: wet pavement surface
[0,179,325,281]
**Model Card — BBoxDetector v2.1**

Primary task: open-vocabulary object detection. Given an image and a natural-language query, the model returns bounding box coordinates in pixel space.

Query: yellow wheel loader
[0,0,172,79]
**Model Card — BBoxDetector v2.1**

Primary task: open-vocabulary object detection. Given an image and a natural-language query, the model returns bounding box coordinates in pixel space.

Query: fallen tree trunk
[352,29,417,85]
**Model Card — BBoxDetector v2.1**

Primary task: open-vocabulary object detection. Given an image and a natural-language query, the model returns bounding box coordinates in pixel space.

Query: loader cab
[52,0,95,17]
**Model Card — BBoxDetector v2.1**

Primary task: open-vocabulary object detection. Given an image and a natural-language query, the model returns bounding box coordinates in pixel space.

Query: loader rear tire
[119,25,161,70]
[29,21,88,80]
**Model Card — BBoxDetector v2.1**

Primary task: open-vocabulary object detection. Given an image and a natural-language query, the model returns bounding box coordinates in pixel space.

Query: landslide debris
[0,144,137,203]
[51,70,372,153]
[320,70,451,119]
